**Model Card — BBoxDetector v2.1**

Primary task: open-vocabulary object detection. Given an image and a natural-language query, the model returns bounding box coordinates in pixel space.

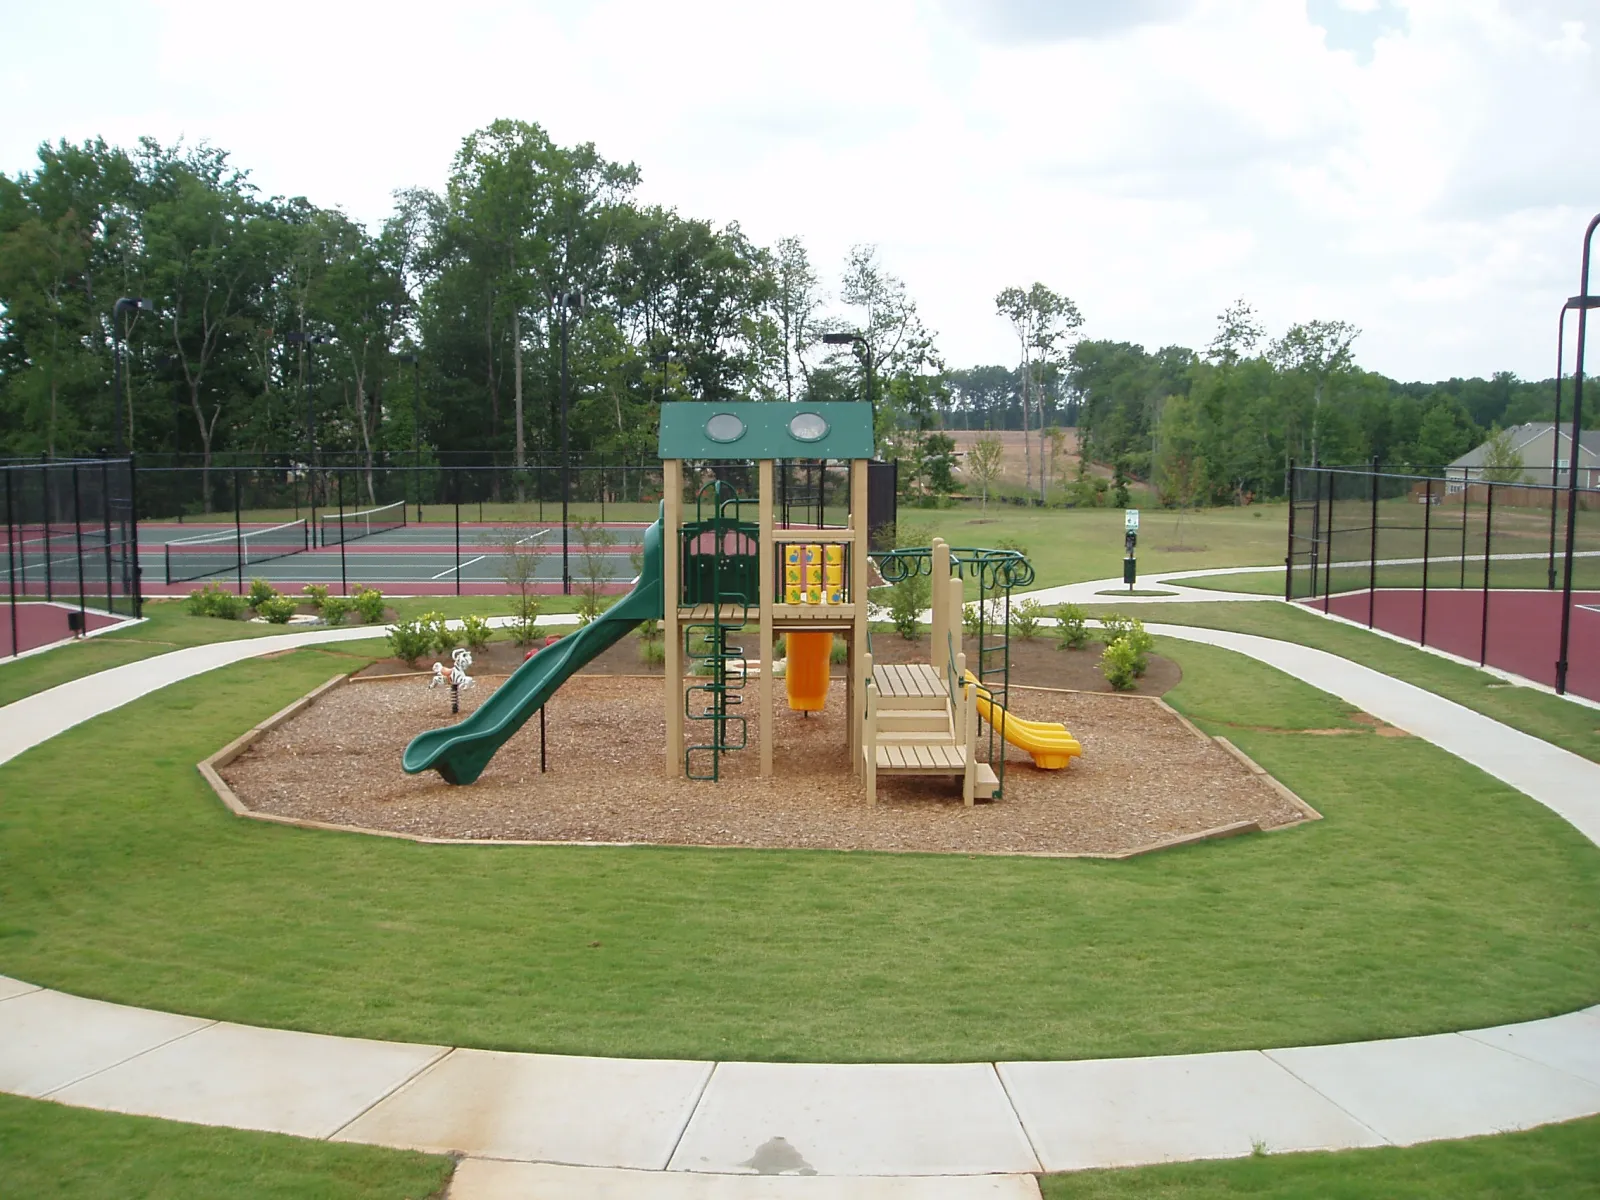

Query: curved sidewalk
[2,622,1598,1197]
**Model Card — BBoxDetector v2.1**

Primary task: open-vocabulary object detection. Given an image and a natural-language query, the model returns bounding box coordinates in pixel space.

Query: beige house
[1446,422,1600,491]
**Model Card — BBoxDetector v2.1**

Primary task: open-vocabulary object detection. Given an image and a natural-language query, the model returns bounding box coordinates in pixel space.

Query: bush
[1054,603,1090,650]
[1011,598,1043,641]
[387,619,432,667]
[461,614,493,651]
[637,617,661,642]
[577,592,607,626]
[424,612,461,653]
[302,583,330,604]
[187,583,245,620]
[830,635,849,665]
[639,637,666,667]
[246,578,278,610]
[319,596,354,625]
[1098,613,1153,676]
[254,595,298,624]
[1056,604,1094,652]
[509,614,541,647]
[1100,636,1141,691]
[886,572,930,640]
[352,585,386,624]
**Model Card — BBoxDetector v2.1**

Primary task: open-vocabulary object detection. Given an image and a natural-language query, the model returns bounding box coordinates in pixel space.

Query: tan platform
[862,653,996,806]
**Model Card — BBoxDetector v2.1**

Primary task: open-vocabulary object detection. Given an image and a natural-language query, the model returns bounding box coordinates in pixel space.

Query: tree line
[1,123,1577,510]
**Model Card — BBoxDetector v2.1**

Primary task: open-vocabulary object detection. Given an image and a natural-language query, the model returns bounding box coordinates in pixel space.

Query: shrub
[1100,636,1141,691]
[461,614,493,651]
[320,596,355,625]
[246,578,278,610]
[508,614,541,647]
[187,583,245,620]
[639,636,666,667]
[1011,598,1043,641]
[424,612,461,653]
[387,619,432,667]
[302,583,330,604]
[886,572,930,640]
[255,595,298,624]
[830,635,849,665]
[1098,613,1153,676]
[352,585,386,624]
[637,617,661,642]
[1054,603,1091,650]
[577,592,607,626]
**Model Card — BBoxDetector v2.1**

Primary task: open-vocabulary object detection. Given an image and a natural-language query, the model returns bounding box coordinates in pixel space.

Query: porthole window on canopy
[788,411,829,442]
[705,412,746,443]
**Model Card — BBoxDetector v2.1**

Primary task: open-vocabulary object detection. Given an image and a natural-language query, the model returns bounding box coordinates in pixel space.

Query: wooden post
[663,458,682,777]
[863,653,877,803]
[961,652,976,808]
[947,577,964,676]
[850,458,870,773]
[931,538,949,670]
[758,459,775,778]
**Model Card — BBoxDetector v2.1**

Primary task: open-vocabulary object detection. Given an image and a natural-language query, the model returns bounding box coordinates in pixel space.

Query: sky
[2,0,1596,383]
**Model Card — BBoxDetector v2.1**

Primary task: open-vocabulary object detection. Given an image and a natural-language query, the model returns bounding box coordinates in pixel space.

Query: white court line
[514,528,551,546]
[430,555,487,580]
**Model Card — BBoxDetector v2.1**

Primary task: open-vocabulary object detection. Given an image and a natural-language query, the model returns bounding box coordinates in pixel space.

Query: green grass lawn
[1081,601,1600,764]
[905,503,1287,588]
[1,637,1595,1063]
[1041,1113,1600,1199]
[0,1092,451,1199]
[0,594,585,708]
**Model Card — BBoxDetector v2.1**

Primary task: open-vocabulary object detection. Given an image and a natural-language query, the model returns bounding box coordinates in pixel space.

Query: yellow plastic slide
[963,671,1082,769]
[785,631,832,712]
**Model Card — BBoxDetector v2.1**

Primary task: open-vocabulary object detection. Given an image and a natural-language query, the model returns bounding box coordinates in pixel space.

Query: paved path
[2,617,1599,1198]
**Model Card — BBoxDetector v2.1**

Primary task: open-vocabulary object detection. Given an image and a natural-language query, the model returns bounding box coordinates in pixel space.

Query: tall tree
[996,283,1084,501]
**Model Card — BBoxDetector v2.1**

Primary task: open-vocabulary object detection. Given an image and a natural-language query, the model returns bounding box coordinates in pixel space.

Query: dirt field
[219,670,1309,857]
[946,428,1104,491]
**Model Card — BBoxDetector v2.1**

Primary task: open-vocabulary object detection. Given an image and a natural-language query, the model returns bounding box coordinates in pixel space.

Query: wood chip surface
[221,673,1306,856]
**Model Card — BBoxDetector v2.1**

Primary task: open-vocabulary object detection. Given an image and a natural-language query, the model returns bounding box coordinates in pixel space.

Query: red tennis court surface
[1310,589,1600,703]
[2,602,129,657]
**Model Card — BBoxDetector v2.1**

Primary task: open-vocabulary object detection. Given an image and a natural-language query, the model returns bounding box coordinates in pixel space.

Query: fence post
[1284,461,1296,601]
[338,468,348,597]
[126,453,143,618]
[1421,476,1432,647]
[99,459,114,614]
[1368,456,1380,628]
[6,469,17,655]
[234,468,244,595]
[1322,467,1332,613]
[454,469,462,598]
[1459,476,1470,589]
[41,462,54,602]
[72,466,87,621]
[1479,483,1494,667]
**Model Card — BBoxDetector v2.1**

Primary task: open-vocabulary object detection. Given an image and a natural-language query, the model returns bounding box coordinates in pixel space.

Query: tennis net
[164,519,310,584]
[319,500,406,548]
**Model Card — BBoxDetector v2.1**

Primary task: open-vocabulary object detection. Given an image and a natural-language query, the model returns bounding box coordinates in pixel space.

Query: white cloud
[2,0,1595,382]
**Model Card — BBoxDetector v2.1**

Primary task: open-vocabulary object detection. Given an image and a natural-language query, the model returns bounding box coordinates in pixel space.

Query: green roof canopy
[657,402,875,461]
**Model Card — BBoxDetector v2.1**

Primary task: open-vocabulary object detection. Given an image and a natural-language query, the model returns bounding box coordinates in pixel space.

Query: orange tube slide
[785,631,832,712]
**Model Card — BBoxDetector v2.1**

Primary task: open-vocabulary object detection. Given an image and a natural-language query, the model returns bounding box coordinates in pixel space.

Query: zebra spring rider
[430,648,475,714]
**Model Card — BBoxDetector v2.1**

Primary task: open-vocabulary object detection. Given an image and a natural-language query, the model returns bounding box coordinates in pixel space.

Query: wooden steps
[862,654,995,806]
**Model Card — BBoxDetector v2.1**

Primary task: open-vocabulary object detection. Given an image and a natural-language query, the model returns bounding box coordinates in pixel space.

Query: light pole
[286,331,329,516]
[1555,212,1600,696]
[821,330,874,408]
[112,297,153,457]
[558,290,583,595]
[398,352,422,520]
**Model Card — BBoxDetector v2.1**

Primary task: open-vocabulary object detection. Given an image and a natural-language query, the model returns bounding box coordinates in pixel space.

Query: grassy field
[1,637,1595,1064]
[0,594,584,708]
[0,1092,450,1199]
[1080,601,1600,764]
[1041,1113,1600,1199]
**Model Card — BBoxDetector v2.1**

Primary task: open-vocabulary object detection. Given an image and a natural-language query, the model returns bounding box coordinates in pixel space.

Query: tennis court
[139,510,647,597]
[1,601,129,657]
[1314,587,1600,703]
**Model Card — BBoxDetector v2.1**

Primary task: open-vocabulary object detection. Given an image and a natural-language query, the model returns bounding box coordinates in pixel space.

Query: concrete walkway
[2,619,1599,1197]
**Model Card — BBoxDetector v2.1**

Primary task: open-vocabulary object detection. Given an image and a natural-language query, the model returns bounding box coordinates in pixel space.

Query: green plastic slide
[402,512,665,785]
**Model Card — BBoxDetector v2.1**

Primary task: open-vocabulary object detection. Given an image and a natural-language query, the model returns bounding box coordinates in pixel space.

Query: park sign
[1125,509,1140,532]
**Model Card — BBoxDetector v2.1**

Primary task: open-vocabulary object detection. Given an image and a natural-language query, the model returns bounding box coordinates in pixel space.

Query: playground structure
[402,400,1079,800]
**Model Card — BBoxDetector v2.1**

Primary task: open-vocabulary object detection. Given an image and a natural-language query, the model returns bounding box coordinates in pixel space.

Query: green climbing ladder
[680,480,759,781]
